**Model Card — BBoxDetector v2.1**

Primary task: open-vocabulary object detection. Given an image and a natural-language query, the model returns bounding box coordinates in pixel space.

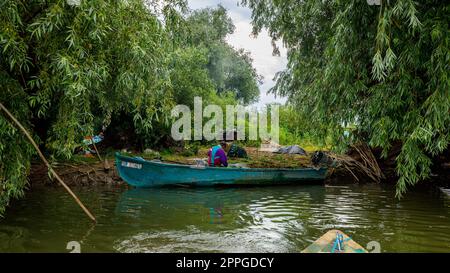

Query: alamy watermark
[65,240,380,253]
[66,241,81,253]
[366,241,381,253]
[366,0,381,5]
[171,97,279,144]
[67,0,81,6]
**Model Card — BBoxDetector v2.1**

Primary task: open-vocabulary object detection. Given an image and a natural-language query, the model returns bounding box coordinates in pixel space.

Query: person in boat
[207,141,228,167]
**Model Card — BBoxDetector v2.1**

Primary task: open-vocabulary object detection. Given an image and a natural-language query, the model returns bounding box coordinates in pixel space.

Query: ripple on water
[114,226,295,253]
[1,184,450,252]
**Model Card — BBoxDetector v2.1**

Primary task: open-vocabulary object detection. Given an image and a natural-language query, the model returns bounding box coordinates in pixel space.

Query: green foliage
[0,1,263,215]
[0,73,35,216]
[207,44,261,104]
[169,46,215,107]
[278,105,329,150]
[184,5,261,104]
[243,0,450,196]
[185,4,235,45]
[0,0,184,215]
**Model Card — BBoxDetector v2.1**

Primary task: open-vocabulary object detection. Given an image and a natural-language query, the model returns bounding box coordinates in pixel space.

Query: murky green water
[0,184,449,252]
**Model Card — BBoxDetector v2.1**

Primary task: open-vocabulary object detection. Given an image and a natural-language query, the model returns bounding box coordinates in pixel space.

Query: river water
[0,184,449,252]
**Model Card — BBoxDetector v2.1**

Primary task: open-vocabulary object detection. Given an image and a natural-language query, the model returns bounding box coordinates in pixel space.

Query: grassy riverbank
[134,146,315,169]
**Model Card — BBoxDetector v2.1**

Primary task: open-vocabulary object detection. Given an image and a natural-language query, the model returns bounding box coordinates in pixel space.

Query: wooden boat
[302,230,368,253]
[115,152,327,187]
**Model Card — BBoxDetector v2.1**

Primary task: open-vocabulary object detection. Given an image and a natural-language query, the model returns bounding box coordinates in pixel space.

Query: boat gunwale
[115,152,327,173]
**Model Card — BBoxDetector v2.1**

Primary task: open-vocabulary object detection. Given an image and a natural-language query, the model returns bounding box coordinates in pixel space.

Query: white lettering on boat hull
[121,161,142,169]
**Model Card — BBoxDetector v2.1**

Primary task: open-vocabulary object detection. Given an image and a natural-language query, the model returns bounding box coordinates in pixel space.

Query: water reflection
[112,185,450,253]
[0,184,449,252]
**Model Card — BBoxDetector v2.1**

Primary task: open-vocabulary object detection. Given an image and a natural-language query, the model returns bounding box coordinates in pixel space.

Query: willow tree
[0,0,186,215]
[243,0,449,195]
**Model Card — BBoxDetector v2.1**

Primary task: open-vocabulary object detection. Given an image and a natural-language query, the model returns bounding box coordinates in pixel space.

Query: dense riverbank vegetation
[0,0,261,215]
[0,0,448,215]
[242,0,449,196]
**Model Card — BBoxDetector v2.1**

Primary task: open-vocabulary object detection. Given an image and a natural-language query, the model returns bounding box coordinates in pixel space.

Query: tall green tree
[243,0,449,196]
[0,0,186,215]
[169,46,215,107]
[186,4,235,45]
[0,1,264,216]
[184,5,261,104]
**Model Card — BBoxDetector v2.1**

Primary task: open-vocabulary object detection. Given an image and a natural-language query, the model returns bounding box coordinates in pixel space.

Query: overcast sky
[188,0,288,107]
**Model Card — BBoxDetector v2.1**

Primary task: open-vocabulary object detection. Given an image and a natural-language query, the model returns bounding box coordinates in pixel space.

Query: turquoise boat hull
[115,152,327,187]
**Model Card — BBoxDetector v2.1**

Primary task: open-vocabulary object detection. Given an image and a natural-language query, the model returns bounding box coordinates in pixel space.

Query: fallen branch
[0,102,96,222]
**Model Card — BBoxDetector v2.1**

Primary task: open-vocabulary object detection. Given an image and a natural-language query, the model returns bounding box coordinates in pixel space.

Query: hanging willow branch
[0,102,96,222]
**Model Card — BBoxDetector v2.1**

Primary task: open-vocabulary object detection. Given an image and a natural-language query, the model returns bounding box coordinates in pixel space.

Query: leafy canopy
[0,1,263,215]
[242,0,450,196]
[183,5,261,105]
[0,0,185,215]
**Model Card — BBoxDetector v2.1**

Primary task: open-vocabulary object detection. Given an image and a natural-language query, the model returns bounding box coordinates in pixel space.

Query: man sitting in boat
[207,142,228,167]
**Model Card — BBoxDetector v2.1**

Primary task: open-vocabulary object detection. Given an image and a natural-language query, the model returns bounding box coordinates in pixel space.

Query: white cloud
[188,0,288,107]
